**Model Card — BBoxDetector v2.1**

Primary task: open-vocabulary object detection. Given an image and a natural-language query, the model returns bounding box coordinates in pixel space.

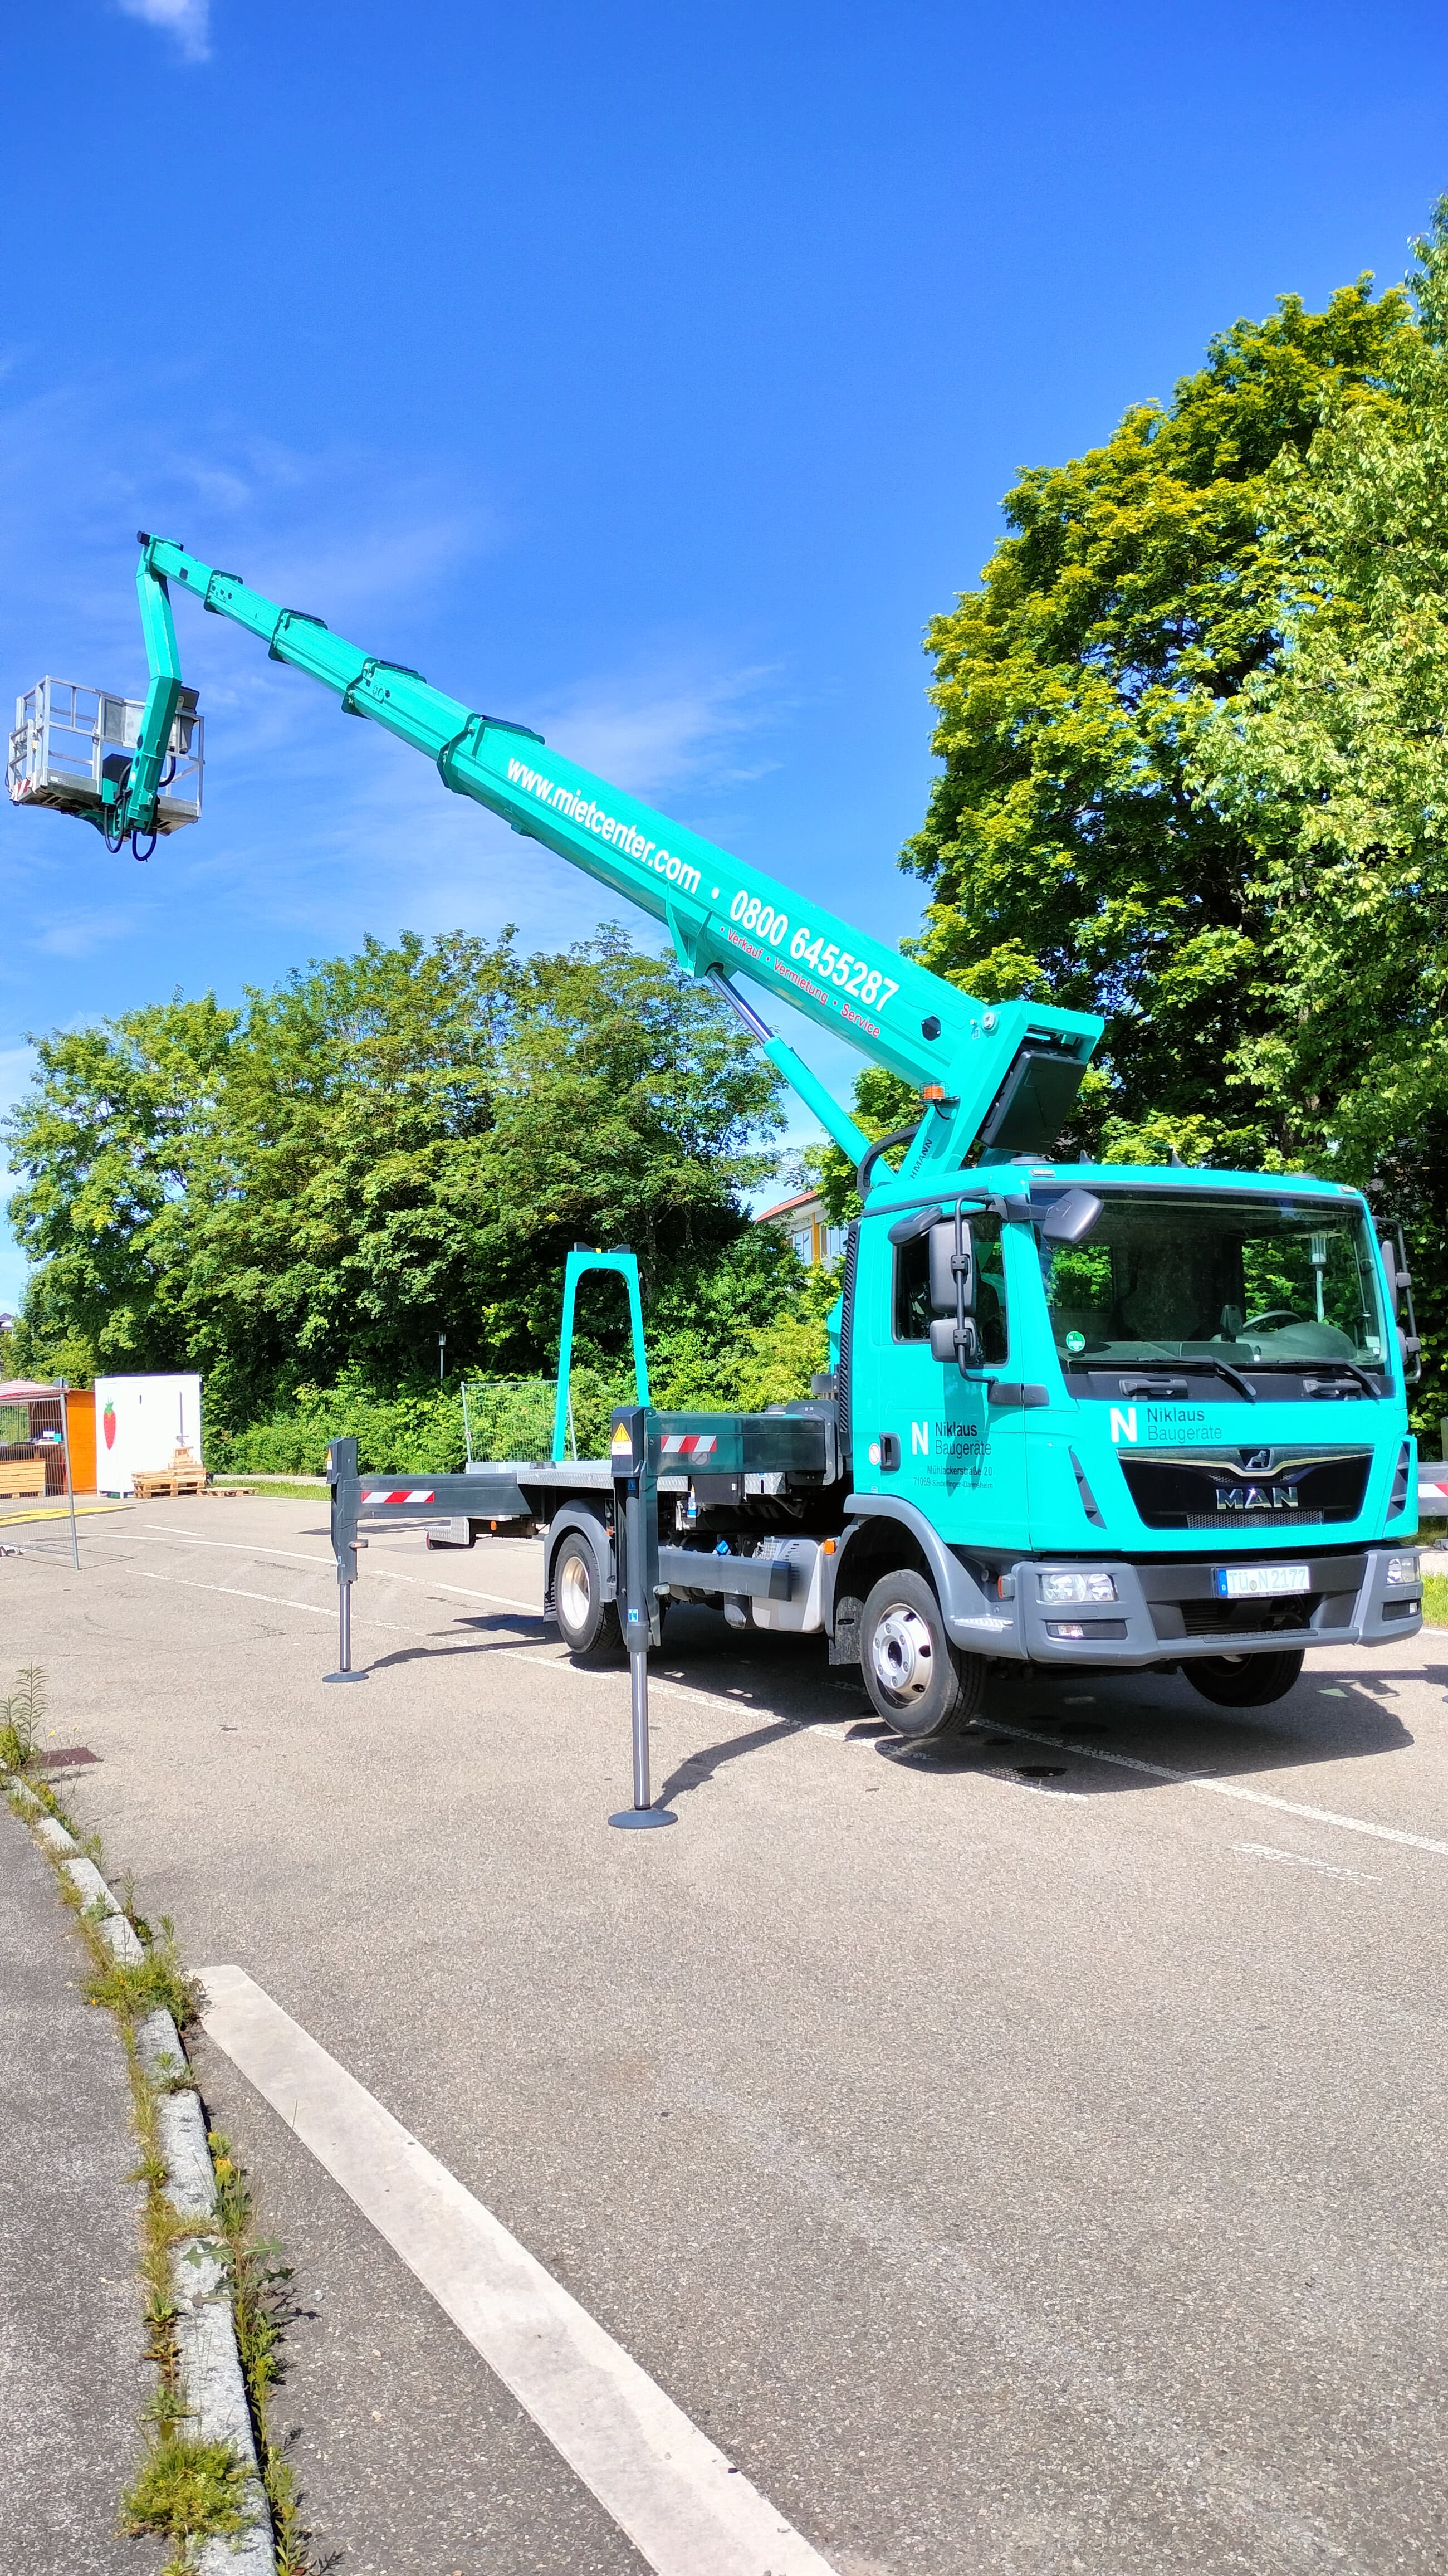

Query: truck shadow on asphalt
[359,1601,1429,1806]
[655,1619,1426,1802]
[864,1668,1421,1799]
[644,1609,1426,1799]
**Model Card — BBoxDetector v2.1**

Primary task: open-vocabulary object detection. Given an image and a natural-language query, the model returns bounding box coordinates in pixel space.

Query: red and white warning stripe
[362,1489,436,1505]
[659,1434,717,1457]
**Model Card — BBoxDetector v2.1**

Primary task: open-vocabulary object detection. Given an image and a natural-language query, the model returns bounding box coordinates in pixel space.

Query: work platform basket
[7,677,203,832]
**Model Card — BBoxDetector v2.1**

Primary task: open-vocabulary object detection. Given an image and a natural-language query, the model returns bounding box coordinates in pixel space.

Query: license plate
[1214,1563,1310,1599]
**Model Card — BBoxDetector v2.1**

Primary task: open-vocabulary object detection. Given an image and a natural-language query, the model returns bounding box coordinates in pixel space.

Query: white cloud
[116,0,211,62]
[540,665,781,803]
[32,905,143,962]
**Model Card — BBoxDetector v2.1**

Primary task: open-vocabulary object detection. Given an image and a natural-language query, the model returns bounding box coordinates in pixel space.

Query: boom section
[138,538,1100,1171]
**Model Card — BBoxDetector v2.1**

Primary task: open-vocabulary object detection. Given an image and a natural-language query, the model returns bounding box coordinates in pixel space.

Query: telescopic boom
[104,536,1104,1179]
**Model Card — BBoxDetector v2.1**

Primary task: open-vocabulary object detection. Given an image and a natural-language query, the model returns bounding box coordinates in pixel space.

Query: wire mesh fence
[0,1393,67,1494]
[462,1376,556,1465]
[461,1369,629,1465]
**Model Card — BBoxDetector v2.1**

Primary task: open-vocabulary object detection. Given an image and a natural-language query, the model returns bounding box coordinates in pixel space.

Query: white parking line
[134,1569,411,1633]
[141,1528,335,1562]
[200,1967,838,2576]
[1232,1842,1376,1882]
[986,1722,1448,1860]
[128,1563,769,1722]
[131,1528,541,1613]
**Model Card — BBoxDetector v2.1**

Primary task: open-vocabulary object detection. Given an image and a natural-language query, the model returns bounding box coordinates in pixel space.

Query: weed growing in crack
[207,2128,312,2574]
[0,1662,45,1771]
[85,1921,204,2030]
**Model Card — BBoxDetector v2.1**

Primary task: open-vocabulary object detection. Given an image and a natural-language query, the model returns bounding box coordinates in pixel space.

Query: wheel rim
[559,1549,592,1632]
[869,1604,935,1707]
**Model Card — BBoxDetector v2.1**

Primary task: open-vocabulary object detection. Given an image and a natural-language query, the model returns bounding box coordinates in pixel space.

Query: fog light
[1386,1553,1421,1585]
[1046,1620,1086,1639]
[1040,1569,1118,1606]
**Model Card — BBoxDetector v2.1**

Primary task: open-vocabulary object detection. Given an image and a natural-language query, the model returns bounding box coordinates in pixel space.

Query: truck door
[852,1209,1033,1555]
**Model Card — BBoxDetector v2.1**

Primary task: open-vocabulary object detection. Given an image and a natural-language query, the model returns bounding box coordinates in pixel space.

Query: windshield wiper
[1169,1357,1258,1402]
[1251,1358,1382,1398]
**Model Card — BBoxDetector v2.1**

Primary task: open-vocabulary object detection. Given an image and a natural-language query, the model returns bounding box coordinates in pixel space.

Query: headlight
[1039,1569,1117,1606]
[1386,1553,1420,1586]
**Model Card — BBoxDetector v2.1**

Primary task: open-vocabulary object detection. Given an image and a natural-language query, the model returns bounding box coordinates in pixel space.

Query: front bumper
[947,1544,1422,1667]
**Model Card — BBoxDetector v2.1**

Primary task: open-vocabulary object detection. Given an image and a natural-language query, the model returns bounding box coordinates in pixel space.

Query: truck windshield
[1037,1191,1388,1372]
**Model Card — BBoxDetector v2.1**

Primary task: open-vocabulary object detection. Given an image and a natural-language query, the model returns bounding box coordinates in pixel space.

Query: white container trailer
[94,1374,202,1497]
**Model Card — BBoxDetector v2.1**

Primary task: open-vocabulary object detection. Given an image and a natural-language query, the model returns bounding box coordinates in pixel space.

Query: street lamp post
[438,1331,446,1383]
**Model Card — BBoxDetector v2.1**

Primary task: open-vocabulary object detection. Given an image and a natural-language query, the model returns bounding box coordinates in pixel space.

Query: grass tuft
[85,1919,204,2029]
[121,2432,248,2545]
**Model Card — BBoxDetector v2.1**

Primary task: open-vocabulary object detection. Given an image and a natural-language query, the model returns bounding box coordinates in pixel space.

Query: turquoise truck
[9,537,1427,1734]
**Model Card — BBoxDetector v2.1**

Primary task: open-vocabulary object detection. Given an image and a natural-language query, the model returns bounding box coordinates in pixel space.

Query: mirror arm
[952,1201,976,1377]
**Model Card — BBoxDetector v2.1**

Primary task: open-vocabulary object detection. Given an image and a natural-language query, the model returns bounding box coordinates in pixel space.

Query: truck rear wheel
[1184,1650,1304,1708]
[860,1569,983,1739]
[552,1531,623,1658]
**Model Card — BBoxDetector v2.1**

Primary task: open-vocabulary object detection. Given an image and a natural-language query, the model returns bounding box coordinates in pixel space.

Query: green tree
[1190,206,1448,1421]
[902,271,1417,1163]
[181,929,521,1421]
[6,996,237,1382]
[5,928,785,1423]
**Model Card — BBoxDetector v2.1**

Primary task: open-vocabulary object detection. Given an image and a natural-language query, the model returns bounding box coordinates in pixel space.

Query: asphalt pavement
[0,1802,162,2575]
[3,1492,1447,2575]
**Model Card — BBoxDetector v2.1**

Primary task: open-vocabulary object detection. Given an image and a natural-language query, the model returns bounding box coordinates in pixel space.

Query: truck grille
[1180,1596,1317,1636]
[1120,1450,1369,1532]
[1183,1510,1324,1530]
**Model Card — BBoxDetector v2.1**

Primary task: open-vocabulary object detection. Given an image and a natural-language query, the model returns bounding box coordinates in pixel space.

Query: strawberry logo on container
[102,1401,116,1451]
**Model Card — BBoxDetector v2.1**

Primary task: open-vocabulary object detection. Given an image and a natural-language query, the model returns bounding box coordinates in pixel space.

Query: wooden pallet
[132,1447,207,1501]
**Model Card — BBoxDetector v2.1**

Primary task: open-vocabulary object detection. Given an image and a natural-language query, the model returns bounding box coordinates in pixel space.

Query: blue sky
[3,0,1447,1310]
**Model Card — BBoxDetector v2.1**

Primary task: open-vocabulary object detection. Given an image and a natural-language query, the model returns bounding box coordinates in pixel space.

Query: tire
[552,1530,623,1657]
[859,1569,984,1739]
[1184,1649,1305,1709]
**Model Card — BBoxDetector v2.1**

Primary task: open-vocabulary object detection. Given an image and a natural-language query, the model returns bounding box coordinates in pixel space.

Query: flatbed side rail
[324,1428,804,1680]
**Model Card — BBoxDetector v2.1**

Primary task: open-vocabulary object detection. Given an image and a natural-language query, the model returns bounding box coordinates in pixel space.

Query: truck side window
[893,1215,1007,1362]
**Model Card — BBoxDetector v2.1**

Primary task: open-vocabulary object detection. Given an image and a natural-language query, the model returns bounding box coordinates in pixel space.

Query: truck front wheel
[860,1570,983,1739]
[552,1531,623,1658]
[1184,1650,1304,1708]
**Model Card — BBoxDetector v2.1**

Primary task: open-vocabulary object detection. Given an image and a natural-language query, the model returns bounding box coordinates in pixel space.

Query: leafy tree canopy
[831,203,1448,1427]
[6,927,786,1423]
[1190,204,1448,1414]
[902,262,1418,1163]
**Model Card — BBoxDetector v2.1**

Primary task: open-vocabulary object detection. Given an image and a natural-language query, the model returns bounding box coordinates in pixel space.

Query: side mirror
[1040,1188,1103,1246]
[928,1219,974,1315]
[1379,1241,1402,1317]
[930,1316,979,1366]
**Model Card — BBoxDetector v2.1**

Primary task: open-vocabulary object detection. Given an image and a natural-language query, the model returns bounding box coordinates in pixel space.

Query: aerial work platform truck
[9,538,1427,1735]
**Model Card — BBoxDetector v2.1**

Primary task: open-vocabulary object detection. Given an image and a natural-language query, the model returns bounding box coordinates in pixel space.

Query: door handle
[987,1382,1050,1408]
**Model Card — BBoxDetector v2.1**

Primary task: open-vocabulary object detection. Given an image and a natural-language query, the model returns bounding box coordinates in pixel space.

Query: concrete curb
[2,1771,278,2574]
